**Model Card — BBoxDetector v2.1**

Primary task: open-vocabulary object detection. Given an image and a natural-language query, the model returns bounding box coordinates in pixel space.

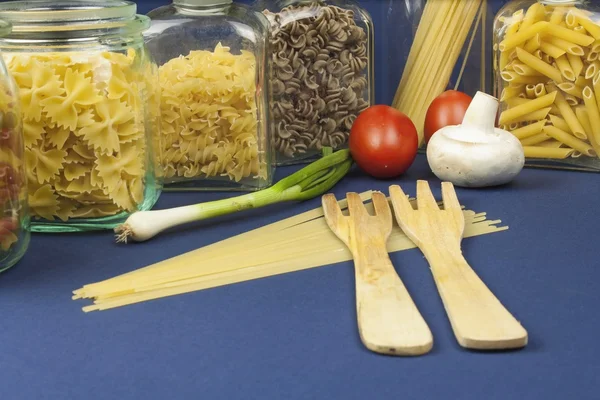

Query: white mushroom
[426,91,525,187]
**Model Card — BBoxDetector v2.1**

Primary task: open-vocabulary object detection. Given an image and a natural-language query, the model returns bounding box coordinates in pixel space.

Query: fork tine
[322,194,345,225]
[371,191,392,220]
[441,182,461,211]
[346,192,367,217]
[389,185,414,216]
[416,180,439,210]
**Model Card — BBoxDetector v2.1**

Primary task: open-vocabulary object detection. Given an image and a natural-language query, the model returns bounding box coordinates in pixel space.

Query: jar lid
[0,0,149,36]
[174,0,233,6]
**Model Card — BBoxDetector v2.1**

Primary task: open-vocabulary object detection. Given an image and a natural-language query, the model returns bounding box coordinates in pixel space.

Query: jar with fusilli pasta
[0,19,29,272]
[253,0,373,165]
[0,1,162,232]
[145,0,272,191]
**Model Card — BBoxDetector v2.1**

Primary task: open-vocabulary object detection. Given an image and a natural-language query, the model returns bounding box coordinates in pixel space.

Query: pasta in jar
[494,0,600,169]
[256,0,373,165]
[158,44,266,184]
[3,51,152,222]
[0,0,161,232]
[146,0,272,191]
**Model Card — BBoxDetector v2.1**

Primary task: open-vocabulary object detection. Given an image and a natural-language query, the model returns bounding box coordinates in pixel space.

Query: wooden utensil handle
[352,244,433,356]
[422,245,528,350]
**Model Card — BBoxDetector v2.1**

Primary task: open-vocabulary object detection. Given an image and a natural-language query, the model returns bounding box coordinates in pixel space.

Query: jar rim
[0,0,149,35]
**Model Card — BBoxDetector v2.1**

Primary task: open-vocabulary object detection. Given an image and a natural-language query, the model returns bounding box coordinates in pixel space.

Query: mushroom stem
[461,92,499,133]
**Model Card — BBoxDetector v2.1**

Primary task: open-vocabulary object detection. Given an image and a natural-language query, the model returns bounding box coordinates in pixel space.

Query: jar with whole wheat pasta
[253,0,373,165]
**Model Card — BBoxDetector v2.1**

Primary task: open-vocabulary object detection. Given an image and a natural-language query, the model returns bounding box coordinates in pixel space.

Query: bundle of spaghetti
[392,0,485,144]
[73,191,509,312]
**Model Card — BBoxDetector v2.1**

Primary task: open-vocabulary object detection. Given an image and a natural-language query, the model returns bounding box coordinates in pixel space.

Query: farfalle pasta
[4,50,151,222]
[158,44,266,184]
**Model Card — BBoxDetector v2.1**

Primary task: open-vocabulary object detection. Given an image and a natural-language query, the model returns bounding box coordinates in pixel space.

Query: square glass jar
[494,0,600,171]
[253,0,374,166]
[145,0,273,191]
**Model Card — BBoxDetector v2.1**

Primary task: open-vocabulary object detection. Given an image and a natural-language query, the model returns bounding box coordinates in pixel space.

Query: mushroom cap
[426,125,525,188]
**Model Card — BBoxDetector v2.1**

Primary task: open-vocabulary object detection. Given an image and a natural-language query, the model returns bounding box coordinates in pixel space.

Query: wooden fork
[389,181,528,350]
[322,192,433,356]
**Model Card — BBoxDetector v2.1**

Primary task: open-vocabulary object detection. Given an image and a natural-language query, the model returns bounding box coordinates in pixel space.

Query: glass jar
[494,0,600,171]
[388,0,494,146]
[0,1,162,232]
[0,20,29,272]
[253,0,373,165]
[145,0,272,191]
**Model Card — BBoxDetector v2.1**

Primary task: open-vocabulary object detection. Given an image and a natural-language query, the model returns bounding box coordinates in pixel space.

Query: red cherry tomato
[349,105,418,179]
[424,90,472,143]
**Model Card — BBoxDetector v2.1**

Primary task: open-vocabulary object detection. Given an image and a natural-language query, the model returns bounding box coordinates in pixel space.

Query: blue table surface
[1,154,598,400]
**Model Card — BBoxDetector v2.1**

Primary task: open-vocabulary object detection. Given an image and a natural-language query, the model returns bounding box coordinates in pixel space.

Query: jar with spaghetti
[0,1,162,232]
[252,0,373,165]
[0,20,29,272]
[390,0,493,147]
[145,0,272,191]
[494,0,600,171]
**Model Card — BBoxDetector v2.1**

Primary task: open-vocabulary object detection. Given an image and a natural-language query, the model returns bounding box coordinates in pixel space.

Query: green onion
[114,148,353,243]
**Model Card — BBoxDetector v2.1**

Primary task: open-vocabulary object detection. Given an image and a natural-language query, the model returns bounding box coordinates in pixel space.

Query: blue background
[3,1,600,400]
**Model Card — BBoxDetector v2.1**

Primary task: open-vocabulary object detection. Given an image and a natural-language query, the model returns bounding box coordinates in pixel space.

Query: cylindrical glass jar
[253,0,374,165]
[388,0,494,146]
[0,20,29,272]
[145,0,272,191]
[494,0,600,171]
[0,1,162,232]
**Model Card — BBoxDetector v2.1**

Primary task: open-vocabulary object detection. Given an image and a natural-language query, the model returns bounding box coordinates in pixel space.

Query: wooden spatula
[389,181,528,350]
[322,191,433,356]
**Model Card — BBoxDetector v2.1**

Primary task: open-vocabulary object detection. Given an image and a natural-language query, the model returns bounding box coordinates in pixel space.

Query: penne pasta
[523,146,575,159]
[575,75,592,88]
[543,125,596,156]
[544,36,584,56]
[519,3,546,32]
[516,47,563,83]
[547,23,595,46]
[549,114,572,133]
[524,34,542,52]
[587,51,599,62]
[539,41,567,58]
[509,107,552,124]
[567,53,584,77]
[537,140,563,148]
[555,54,576,81]
[500,85,525,101]
[565,93,579,106]
[526,84,537,98]
[499,21,551,51]
[501,70,545,84]
[510,119,547,139]
[534,83,547,97]
[549,85,587,139]
[521,132,550,146]
[513,62,544,76]
[506,97,530,107]
[549,6,567,25]
[498,92,557,125]
[574,106,593,140]
[557,82,583,99]
[571,9,600,40]
[581,86,600,149]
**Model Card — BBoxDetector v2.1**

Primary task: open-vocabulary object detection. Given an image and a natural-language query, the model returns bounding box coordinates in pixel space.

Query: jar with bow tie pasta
[0,19,29,272]
[0,0,162,232]
[145,0,273,191]
[252,0,373,165]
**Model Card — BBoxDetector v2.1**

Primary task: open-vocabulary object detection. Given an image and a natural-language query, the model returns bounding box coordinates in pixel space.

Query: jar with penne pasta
[0,1,162,232]
[145,0,273,191]
[0,19,29,272]
[494,0,600,170]
[252,0,373,165]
